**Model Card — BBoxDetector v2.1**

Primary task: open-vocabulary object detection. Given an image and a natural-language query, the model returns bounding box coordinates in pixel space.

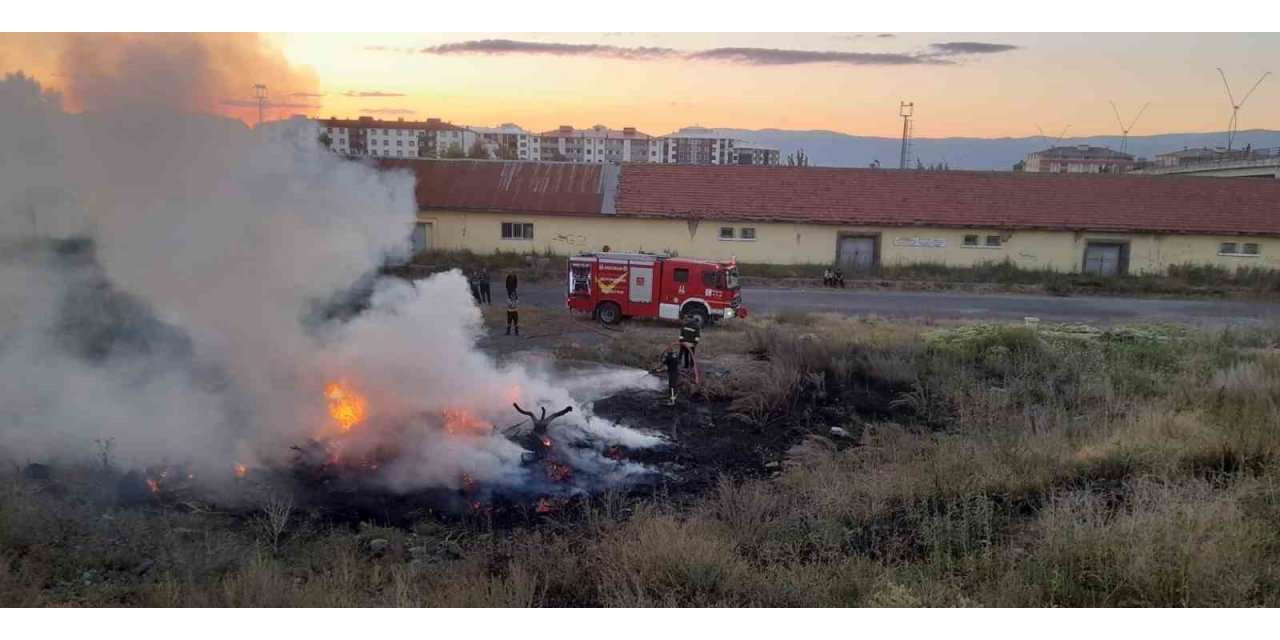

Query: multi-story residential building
[470,123,540,161]
[1022,145,1137,173]
[316,116,780,166]
[317,116,476,159]
[735,144,781,166]
[537,125,664,163]
[665,127,742,165]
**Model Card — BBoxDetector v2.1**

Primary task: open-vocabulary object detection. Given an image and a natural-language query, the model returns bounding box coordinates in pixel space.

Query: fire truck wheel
[681,304,709,328]
[596,302,622,325]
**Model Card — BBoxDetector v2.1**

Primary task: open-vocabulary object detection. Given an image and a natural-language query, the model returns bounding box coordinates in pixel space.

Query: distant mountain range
[691,128,1280,171]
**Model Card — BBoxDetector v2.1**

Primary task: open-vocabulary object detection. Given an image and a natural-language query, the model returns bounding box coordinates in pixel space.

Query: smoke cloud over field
[0,33,322,121]
[0,37,657,490]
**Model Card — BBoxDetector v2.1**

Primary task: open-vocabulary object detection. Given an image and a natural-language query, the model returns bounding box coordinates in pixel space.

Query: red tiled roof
[613,165,1280,236]
[383,159,607,215]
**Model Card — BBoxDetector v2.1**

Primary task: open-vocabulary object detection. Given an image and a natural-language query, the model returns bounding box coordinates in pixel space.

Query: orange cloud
[0,33,321,124]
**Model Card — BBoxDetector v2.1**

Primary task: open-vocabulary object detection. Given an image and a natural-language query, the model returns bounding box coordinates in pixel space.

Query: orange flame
[503,384,522,405]
[325,381,367,432]
[441,408,488,435]
[145,478,159,493]
[234,463,248,478]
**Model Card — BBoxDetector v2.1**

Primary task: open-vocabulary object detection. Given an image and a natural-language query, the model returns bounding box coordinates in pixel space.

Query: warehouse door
[410,222,432,256]
[837,235,878,274]
[1082,242,1127,276]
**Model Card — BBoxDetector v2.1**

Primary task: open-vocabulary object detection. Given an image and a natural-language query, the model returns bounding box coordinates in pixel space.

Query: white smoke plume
[0,40,660,492]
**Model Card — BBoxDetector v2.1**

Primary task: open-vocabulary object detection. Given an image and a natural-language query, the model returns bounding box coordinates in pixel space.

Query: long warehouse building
[382,159,1280,276]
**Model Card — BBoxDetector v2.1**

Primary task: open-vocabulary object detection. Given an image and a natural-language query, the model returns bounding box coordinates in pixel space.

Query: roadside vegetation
[5,314,1280,606]
[738,259,1280,300]
[397,251,1280,300]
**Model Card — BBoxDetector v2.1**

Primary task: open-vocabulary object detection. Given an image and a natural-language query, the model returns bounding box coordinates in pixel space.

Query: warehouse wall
[417,210,1280,274]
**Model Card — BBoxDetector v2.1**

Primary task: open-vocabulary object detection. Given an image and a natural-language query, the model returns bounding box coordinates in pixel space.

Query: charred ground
[6,311,1280,606]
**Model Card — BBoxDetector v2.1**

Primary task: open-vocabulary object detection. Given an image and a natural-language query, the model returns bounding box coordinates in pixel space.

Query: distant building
[735,143,781,166]
[1023,145,1136,173]
[536,125,663,164]
[1153,147,1224,168]
[470,123,540,161]
[1130,145,1280,178]
[665,127,740,165]
[317,116,780,166]
[316,116,476,159]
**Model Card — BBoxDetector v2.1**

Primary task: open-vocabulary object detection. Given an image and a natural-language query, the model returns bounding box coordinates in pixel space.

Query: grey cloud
[930,41,1019,54]
[420,39,677,60]
[342,91,406,98]
[392,38,1023,67]
[688,47,949,66]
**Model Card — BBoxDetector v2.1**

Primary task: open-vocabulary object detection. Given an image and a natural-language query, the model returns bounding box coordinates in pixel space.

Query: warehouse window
[1220,242,1261,256]
[963,235,979,246]
[985,235,1003,247]
[501,222,534,240]
[719,227,735,240]
[740,228,757,240]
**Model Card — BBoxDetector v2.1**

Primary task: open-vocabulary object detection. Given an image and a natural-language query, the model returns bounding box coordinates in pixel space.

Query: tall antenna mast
[1216,68,1271,151]
[254,84,268,126]
[898,101,914,170]
[1109,101,1149,155]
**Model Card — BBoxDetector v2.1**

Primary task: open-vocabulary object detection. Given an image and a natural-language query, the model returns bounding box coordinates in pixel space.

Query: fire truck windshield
[724,267,740,290]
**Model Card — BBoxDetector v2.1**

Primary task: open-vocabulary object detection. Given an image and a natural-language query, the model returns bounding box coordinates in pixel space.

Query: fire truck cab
[567,252,745,326]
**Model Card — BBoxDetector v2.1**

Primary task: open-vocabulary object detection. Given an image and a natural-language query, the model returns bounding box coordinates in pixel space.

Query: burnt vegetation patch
[8,315,1280,605]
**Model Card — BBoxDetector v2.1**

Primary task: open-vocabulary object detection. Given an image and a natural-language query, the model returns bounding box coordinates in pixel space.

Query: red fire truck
[566,252,745,326]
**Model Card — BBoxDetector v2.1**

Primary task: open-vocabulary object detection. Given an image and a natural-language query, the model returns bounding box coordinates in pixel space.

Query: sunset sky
[4,32,1278,138]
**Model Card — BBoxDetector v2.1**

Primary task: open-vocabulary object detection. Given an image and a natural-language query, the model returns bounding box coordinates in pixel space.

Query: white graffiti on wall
[893,237,947,248]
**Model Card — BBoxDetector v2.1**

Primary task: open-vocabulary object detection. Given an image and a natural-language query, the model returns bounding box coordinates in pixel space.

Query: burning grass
[7,315,1280,606]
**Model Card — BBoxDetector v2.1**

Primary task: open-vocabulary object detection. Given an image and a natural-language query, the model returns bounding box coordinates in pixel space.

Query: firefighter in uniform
[678,316,701,369]
[652,349,681,405]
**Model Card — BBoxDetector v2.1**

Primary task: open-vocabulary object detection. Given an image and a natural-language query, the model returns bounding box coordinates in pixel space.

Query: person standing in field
[479,269,492,305]
[505,295,520,336]
[506,272,518,299]
[468,271,481,303]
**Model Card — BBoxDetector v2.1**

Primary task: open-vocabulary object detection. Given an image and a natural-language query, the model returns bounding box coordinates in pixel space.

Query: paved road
[516,284,1280,326]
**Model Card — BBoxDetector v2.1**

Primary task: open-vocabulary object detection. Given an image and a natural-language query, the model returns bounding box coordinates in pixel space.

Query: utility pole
[898,102,914,170]
[254,84,268,126]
